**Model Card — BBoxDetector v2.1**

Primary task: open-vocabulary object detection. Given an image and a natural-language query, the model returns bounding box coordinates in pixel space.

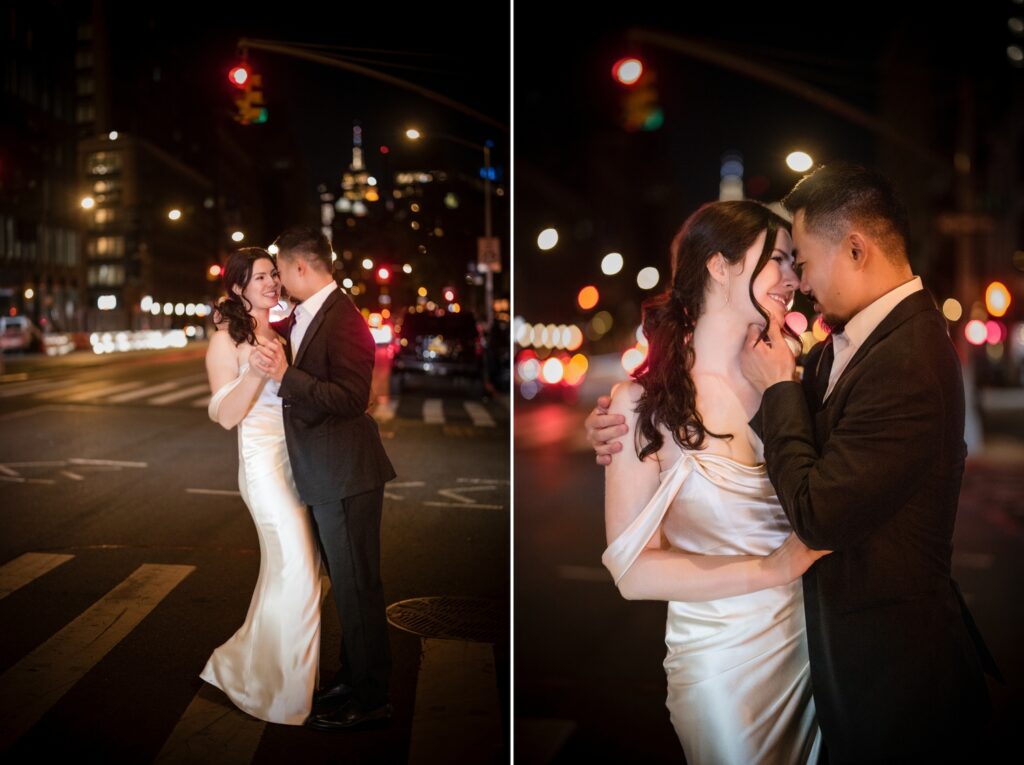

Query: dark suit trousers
[310,487,391,706]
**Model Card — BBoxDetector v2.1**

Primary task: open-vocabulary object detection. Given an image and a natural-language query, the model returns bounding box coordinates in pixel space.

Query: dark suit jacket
[273,288,396,505]
[755,290,990,760]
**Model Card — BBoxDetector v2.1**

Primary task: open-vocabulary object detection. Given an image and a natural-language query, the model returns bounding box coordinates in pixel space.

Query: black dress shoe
[305,698,393,731]
[312,681,354,707]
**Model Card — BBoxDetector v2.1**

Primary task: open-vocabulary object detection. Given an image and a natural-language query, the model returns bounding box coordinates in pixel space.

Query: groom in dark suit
[252,226,396,730]
[738,163,996,762]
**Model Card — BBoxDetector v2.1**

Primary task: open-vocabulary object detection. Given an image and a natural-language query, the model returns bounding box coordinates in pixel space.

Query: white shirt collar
[294,280,337,321]
[836,276,923,351]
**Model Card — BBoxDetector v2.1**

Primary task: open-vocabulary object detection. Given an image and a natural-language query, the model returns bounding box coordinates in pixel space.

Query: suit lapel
[293,288,340,368]
[827,289,938,400]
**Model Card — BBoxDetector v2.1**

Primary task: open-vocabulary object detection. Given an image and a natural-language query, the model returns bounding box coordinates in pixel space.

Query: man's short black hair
[274,226,333,272]
[783,162,910,264]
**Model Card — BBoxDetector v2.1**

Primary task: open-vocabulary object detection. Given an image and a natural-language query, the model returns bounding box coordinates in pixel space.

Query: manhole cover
[386,596,503,642]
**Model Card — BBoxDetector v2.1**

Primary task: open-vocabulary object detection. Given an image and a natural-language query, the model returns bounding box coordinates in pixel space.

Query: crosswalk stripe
[0,553,75,600]
[153,689,266,765]
[149,384,213,405]
[59,379,146,402]
[0,563,195,750]
[106,381,181,403]
[34,379,114,400]
[464,402,496,427]
[423,399,445,425]
[408,638,502,764]
[0,379,77,398]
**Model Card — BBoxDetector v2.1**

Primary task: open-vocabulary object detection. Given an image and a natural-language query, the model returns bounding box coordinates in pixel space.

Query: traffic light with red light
[617,63,663,132]
[231,63,268,125]
[228,65,249,88]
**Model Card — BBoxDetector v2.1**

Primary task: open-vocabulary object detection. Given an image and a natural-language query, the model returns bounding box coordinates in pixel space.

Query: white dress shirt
[290,280,338,355]
[824,276,924,401]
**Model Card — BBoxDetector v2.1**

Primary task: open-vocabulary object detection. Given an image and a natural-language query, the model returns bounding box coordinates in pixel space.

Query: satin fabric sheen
[603,431,820,764]
[200,364,324,725]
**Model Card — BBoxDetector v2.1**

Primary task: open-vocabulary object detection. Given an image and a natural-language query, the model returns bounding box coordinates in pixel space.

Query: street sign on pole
[477,237,501,273]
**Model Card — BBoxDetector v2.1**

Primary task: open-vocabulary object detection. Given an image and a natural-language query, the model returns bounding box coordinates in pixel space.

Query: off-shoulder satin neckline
[658,424,766,475]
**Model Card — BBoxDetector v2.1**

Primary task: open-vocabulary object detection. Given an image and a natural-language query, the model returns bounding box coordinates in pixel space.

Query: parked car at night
[390,311,484,396]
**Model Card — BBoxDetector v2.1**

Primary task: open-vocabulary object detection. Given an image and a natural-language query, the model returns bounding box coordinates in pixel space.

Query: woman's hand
[251,338,287,382]
[766,532,832,584]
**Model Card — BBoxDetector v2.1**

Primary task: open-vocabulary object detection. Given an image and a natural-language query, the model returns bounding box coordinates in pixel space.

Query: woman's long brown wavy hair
[213,248,275,346]
[633,201,793,461]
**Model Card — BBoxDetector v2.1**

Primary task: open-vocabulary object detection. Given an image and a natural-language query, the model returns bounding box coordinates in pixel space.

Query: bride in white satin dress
[199,248,323,725]
[597,202,829,764]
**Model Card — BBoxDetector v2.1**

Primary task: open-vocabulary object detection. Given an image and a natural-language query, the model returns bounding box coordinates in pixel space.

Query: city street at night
[0,345,509,763]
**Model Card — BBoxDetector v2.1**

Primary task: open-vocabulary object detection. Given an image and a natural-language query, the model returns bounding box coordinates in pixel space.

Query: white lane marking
[59,379,146,402]
[408,639,502,765]
[423,399,445,425]
[153,689,266,765]
[0,379,77,398]
[106,380,180,402]
[457,478,509,485]
[557,565,611,583]
[35,379,115,400]
[0,563,195,750]
[186,489,241,497]
[438,485,504,505]
[384,481,427,501]
[0,476,56,485]
[68,458,148,468]
[0,465,18,477]
[60,471,84,481]
[464,401,496,427]
[149,383,214,406]
[0,553,75,600]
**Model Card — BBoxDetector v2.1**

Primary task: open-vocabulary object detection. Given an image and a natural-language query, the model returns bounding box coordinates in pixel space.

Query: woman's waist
[662,584,807,674]
[664,582,804,644]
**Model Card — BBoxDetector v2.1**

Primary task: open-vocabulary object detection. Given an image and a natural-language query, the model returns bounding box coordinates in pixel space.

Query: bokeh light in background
[541,357,565,384]
[965,320,988,346]
[986,320,1006,345]
[564,354,589,385]
[786,151,814,172]
[601,252,624,275]
[621,346,646,374]
[784,311,809,335]
[537,228,559,251]
[985,281,1011,317]
[942,298,963,322]
[636,267,660,290]
[577,285,599,310]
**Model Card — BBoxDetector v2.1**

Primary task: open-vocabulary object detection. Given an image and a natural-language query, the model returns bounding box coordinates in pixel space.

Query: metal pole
[484,143,493,329]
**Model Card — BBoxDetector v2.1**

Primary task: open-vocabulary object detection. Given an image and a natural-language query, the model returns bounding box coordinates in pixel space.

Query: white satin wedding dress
[603,428,821,764]
[200,361,323,725]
